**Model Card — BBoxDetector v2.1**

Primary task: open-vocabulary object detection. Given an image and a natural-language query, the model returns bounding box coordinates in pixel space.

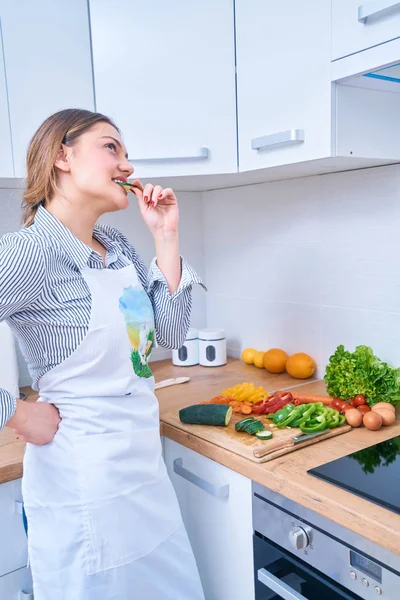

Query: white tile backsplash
[0,187,206,386]
[203,164,400,378]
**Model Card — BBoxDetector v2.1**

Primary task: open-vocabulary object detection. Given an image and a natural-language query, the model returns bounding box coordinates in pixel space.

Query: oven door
[254,534,363,600]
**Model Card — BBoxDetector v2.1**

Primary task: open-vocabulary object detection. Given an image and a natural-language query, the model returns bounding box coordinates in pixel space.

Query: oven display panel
[350,551,382,583]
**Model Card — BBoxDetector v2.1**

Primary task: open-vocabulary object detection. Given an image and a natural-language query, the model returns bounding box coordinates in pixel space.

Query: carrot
[207,395,232,405]
[240,404,253,415]
[292,393,334,405]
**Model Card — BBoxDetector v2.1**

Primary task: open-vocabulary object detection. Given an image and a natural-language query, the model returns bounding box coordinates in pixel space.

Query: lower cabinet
[0,478,33,597]
[163,438,254,600]
[0,567,33,599]
[0,479,28,576]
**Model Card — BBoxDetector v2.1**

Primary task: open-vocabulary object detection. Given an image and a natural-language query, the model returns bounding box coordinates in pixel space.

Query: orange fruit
[263,348,288,373]
[285,353,316,379]
[253,351,265,368]
[241,348,258,365]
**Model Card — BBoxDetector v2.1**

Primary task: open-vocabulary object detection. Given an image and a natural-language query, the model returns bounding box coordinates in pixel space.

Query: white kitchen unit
[332,0,400,61]
[0,478,28,577]
[89,0,237,179]
[0,478,33,598]
[0,0,94,177]
[0,567,33,600]
[235,0,332,172]
[164,438,254,600]
[0,19,13,178]
[235,0,400,173]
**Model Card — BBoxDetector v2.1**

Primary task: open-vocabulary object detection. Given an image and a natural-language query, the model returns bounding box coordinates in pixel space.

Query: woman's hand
[8,399,61,445]
[130,179,179,238]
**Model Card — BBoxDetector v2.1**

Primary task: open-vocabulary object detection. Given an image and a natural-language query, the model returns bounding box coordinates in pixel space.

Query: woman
[0,109,205,600]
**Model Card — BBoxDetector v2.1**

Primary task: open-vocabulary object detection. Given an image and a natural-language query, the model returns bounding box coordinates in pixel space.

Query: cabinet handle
[251,130,304,151]
[173,458,229,498]
[129,147,209,163]
[358,0,400,23]
[15,500,23,514]
[20,593,34,599]
[258,568,306,600]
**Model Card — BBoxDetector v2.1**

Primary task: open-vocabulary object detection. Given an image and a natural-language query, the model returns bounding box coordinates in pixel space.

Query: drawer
[0,567,33,600]
[332,0,400,60]
[0,479,28,576]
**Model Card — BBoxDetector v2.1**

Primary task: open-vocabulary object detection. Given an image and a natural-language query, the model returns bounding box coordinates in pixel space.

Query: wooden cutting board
[162,408,352,463]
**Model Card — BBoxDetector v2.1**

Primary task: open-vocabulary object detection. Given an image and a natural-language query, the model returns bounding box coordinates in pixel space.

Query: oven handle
[258,567,308,600]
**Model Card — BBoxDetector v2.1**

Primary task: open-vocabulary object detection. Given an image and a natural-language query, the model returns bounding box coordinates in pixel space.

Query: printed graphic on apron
[119,285,155,378]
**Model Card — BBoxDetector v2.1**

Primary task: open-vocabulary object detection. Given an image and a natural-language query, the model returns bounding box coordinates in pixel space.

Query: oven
[252,483,400,600]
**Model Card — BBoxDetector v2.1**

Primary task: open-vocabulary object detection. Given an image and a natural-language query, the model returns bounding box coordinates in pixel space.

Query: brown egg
[372,408,396,426]
[372,402,395,414]
[345,409,363,428]
[363,411,383,431]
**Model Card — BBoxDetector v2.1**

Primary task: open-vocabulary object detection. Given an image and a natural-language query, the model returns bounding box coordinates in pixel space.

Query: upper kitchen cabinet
[89,0,237,178]
[235,0,400,173]
[0,20,13,178]
[0,0,94,177]
[235,0,332,172]
[332,0,400,61]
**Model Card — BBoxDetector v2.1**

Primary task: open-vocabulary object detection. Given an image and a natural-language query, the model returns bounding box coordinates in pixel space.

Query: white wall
[202,164,400,378]
[0,185,206,386]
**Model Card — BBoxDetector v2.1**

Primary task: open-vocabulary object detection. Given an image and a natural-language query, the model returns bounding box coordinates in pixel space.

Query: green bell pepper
[299,414,327,433]
[272,404,295,425]
[278,405,307,428]
[296,403,317,425]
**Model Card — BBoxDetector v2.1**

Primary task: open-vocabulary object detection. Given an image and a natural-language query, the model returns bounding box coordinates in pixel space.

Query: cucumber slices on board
[235,417,267,436]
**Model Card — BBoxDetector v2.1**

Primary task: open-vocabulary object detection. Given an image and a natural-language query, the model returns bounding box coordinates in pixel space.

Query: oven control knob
[289,527,310,550]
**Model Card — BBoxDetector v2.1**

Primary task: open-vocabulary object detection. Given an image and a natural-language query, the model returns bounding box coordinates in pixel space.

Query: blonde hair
[22,108,118,227]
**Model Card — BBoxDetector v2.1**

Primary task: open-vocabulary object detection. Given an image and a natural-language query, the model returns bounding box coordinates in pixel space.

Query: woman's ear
[54,144,71,173]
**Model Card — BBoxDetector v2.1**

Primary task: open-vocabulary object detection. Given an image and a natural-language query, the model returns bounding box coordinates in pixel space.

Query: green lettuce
[324,345,400,407]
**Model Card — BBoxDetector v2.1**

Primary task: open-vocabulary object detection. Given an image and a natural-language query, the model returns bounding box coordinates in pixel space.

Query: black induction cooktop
[308,435,400,515]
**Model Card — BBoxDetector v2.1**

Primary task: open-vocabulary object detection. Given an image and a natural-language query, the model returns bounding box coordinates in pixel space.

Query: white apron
[22,263,205,600]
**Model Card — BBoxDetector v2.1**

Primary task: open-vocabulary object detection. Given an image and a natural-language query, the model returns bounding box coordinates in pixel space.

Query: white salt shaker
[172,328,199,366]
[198,328,227,367]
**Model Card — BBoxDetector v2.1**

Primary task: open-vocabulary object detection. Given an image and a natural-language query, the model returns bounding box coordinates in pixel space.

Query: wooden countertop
[1,358,400,555]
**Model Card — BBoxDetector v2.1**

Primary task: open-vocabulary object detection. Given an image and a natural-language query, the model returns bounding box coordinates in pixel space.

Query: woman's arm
[102,224,206,349]
[0,233,60,441]
[0,391,17,430]
[116,181,206,347]
[153,231,181,295]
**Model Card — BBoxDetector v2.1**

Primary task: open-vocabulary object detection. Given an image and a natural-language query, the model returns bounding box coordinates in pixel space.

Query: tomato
[331,398,344,409]
[357,404,371,415]
[348,398,356,406]
[354,394,367,407]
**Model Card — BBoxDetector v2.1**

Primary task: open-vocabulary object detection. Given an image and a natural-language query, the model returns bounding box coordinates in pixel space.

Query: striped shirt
[0,205,204,430]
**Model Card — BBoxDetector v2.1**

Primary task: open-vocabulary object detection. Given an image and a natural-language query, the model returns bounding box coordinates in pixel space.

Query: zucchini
[244,421,265,435]
[235,418,256,432]
[255,430,273,440]
[179,404,233,427]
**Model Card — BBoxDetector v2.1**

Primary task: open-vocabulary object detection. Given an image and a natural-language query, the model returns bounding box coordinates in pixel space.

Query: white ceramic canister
[198,328,227,367]
[172,328,199,366]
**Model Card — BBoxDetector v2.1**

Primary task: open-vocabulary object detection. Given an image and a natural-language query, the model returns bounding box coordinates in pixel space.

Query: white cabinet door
[164,438,254,600]
[235,0,332,172]
[0,19,13,178]
[90,0,237,178]
[332,0,400,61]
[0,479,28,577]
[0,0,94,177]
[0,567,33,600]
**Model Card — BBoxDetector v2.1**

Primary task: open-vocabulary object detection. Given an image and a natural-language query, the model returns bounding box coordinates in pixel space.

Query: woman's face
[57,121,134,214]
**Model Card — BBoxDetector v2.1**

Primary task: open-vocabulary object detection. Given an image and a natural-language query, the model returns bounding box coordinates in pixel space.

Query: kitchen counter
[1,358,400,556]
